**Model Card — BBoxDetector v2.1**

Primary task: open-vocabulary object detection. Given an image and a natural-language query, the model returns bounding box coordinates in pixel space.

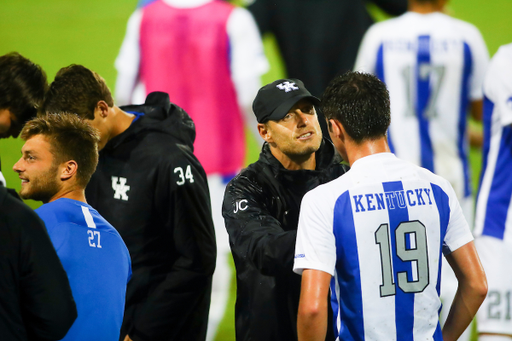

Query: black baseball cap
[252,78,320,123]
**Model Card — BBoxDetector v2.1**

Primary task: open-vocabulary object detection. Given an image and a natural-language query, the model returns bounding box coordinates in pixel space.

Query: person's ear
[94,100,110,119]
[329,119,344,140]
[258,123,273,143]
[59,160,78,181]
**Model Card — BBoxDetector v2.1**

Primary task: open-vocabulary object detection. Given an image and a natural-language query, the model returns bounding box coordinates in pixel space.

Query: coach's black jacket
[0,185,77,340]
[223,139,347,341]
[85,92,216,341]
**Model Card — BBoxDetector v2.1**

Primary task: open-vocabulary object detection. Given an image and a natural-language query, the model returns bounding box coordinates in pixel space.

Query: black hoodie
[85,92,215,341]
[0,185,77,340]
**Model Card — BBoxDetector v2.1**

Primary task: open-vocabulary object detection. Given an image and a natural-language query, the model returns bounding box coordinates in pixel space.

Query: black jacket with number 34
[223,140,348,341]
[85,92,216,341]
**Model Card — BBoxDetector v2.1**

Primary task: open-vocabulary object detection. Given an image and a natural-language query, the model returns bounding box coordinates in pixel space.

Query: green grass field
[1,1,512,340]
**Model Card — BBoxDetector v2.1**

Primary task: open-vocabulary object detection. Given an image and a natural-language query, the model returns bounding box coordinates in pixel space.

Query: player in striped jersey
[294,72,487,341]
[13,113,131,341]
[474,43,512,341]
[353,1,489,338]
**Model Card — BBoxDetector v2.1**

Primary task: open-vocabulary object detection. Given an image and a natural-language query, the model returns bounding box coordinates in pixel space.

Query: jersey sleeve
[441,180,474,255]
[114,9,143,106]
[227,7,269,141]
[353,23,381,74]
[228,7,269,82]
[293,188,337,276]
[484,44,512,127]
[467,25,489,101]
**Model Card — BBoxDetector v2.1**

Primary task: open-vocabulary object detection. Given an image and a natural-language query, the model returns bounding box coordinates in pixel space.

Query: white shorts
[207,173,235,255]
[476,235,512,335]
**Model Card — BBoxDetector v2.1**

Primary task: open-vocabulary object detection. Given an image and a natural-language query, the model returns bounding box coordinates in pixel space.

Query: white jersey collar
[162,0,211,8]
[351,152,395,169]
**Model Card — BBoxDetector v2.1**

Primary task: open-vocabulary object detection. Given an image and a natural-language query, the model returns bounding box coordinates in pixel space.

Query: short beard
[293,134,323,155]
[19,164,61,204]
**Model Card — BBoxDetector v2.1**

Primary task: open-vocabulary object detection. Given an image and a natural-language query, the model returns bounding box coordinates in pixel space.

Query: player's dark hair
[20,112,100,188]
[0,52,48,134]
[42,64,114,120]
[321,71,390,144]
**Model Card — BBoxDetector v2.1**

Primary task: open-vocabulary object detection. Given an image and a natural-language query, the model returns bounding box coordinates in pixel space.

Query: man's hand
[123,334,133,341]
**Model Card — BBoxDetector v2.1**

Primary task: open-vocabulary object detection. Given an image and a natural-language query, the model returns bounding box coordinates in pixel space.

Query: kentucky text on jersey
[352,187,433,213]
[381,38,462,52]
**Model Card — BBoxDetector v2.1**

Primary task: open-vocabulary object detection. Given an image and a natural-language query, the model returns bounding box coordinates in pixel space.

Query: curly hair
[321,71,391,143]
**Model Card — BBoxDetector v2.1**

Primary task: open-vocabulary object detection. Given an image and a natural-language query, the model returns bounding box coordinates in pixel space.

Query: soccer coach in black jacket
[42,65,216,341]
[223,79,347,341]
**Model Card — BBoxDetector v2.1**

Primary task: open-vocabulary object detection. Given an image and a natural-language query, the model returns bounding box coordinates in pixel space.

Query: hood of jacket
[254,139,346,217]
[104,92,196,152]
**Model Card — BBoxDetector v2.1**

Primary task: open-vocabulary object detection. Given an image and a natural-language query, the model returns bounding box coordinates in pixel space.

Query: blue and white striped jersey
[474,43,512,242]
[354,12,489,201]
[294,153,473,341]
[36,198,132,341]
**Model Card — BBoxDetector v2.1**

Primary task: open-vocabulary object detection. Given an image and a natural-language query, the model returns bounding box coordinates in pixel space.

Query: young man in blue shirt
[42,65,215,341]
[13,113,131,341]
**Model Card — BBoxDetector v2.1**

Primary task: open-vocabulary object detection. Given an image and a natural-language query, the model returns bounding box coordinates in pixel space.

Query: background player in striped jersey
[294,72,487,341]
[13,113,131,341]
[353,1,489,338]
[354,0,488,228]
[474,43,512,341]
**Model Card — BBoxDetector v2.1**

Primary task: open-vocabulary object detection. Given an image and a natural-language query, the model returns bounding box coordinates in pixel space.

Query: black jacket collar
[259,138,343,175]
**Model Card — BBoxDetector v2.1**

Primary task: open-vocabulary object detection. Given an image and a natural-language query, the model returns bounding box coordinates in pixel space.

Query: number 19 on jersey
[375,221,430,297]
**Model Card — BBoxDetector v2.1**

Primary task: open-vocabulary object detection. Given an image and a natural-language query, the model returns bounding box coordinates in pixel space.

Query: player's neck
[47,186,87,204]
[409,1,445,14]
[345,137,390,167]
[111,106,137,140]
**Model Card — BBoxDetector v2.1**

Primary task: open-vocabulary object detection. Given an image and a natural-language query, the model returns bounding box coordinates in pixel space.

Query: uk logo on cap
[276,81,299,93]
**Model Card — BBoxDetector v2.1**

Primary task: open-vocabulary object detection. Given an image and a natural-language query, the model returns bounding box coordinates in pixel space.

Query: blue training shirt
[36,198,131,341]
